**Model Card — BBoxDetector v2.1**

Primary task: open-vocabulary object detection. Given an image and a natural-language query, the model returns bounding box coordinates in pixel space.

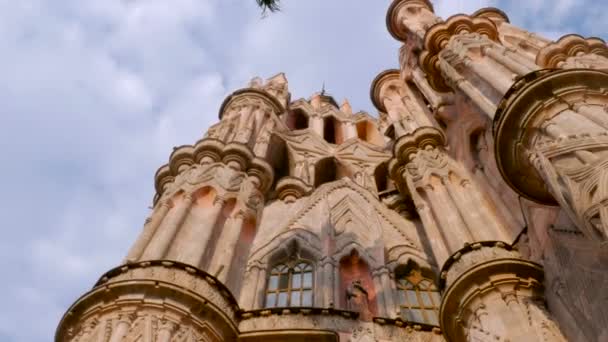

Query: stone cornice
[239,307,359,320]
[438,242,545,342]
[372,317,441,333]
[275,176,313,202]
[95,259,240,307]
[420,14,499,92]
[393,126,446,163]
[386,0,435,42]
[438,240,518,290]
[153,139,275,203]
[57,260,241,342]
[472,7,510,24]
[218,87,285,119]
[536,34,608,68]
[370,69,401,113]
[493,68,608,204]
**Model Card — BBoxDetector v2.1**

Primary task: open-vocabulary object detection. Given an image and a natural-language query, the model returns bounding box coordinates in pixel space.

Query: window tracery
[265,259,314,308]
[396,269,440,325]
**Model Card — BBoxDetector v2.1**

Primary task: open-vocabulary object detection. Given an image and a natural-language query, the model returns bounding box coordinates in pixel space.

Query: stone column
[372,272,387,317]
[411,200,450,265]
[378,267,396,318]
[178,196,226,267]
[124,200,171,263]
[493,68,608,241]
[156,319,177,342]
[207,211,246,282]
[253,265,268,309]
[240,265,261,309]
[321,257,336,307]
[346,122,358,140]
[108,313,135,342]
[141,193,194,260]
[311,115,324,136]
[439,242,567,342]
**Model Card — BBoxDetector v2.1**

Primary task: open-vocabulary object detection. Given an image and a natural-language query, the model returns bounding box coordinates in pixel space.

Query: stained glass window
[396,270,440,325]
[265,261,313,308]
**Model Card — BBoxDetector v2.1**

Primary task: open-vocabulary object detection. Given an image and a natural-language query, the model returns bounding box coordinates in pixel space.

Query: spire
[340,98,353,114]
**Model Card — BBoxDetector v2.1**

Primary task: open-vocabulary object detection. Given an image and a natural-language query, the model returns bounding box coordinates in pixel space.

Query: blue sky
[0,0,605,341]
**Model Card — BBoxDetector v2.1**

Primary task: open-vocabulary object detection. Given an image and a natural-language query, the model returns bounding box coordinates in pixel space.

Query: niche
[267,134,290,184]
[339,250,377,321]
[286,108,309,130]
[314,158,352,187]
[374,162,390,193]
[356,120,383,146]
[324,116,344,144]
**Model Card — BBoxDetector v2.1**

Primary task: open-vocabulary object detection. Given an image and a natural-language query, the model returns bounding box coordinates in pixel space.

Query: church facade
[55,1,608,341]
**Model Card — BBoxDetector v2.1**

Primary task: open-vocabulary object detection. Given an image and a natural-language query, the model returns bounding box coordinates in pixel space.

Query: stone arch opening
[267,134,290,185]
[374,162,391,193]
[314,157,353,187]
[356,120,384,145]
[286,108,309,130]
[324,116,344,144]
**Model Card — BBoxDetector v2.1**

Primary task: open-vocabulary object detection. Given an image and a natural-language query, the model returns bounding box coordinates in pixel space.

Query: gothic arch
[248,228,323,268]
[338,249,379,320]
[385,245,434,273]
[332,243,379,270]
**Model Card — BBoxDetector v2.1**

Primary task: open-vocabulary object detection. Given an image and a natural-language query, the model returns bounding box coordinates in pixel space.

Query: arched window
[265,260,314,307]
[397,269,440,325]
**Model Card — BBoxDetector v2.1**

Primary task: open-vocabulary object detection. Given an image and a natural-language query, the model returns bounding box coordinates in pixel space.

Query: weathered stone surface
[57,1,606,341]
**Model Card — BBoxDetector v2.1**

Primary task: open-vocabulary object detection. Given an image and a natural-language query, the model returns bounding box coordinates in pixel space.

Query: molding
[56,260,241,342]
[393,126,446,163]
[370,69,402,113]
[472,7,510,24]
[492,68,608,204]
[419,14,499,92]
[536,34,608,68]
[386,0,435,42]
[218,88,285,120]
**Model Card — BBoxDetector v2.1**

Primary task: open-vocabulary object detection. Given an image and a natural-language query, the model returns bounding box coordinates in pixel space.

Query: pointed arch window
[265,260,314,308]
[397,269,440,325]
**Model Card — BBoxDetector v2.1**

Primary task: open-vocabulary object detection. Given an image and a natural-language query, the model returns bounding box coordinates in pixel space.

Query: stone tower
[56,1,608,341]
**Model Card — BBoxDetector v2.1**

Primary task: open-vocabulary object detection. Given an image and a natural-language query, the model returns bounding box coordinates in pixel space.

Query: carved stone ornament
[420,14,499,92]
[536,34,608,69]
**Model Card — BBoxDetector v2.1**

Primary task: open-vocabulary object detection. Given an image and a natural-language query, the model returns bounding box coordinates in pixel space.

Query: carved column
[177,195,226,267]
[375,267,397,318]
[320,257,336,308]
[156,319,177,342]
[240,264,262,309]
[124,200,171,263]
[208,211,246,281]
[494,68,608,241]
[440,242,567,342]
[141,193,194,260]
[387,0,441,43]
[311,115,324,136]
[108,313,136,342]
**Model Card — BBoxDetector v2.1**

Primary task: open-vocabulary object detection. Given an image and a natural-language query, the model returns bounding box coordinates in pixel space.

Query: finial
[340,98,353,114]
[321,82,326,96]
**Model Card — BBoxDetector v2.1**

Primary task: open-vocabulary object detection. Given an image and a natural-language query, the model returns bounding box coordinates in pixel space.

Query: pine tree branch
[256,0,281,13]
